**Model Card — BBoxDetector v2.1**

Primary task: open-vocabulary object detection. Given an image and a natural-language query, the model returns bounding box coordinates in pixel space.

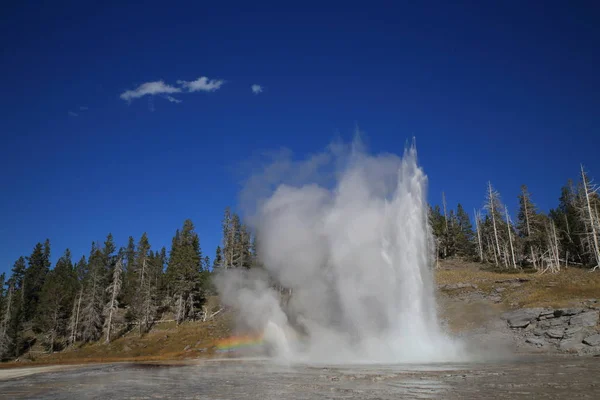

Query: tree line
[1,166,599,360]
[430,165,600,273]
[0,208,254,360]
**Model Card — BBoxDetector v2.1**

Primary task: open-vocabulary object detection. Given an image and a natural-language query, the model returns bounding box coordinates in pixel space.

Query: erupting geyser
[216,138,464,363]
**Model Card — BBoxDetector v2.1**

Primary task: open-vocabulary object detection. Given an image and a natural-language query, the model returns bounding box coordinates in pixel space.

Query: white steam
[216,138,464,364]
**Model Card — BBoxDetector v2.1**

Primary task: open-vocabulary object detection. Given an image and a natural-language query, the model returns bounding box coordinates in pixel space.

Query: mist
[215,137,465,364]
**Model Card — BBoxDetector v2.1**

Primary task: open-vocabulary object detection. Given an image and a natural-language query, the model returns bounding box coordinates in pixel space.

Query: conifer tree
[213,246,223,270]
[166,220,203,324]
[122,236,137,306]
[23,240,51,322]
[80,243,105,342]
[37,249,76,351]
[0,282,13,358]
[455,204,476,258]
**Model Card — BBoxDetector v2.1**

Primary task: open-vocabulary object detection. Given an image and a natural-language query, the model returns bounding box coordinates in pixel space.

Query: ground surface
[3,260,600,367]
[1,357,599,399]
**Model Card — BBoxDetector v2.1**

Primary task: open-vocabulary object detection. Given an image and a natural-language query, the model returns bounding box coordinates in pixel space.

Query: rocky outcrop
[501,302,600,355]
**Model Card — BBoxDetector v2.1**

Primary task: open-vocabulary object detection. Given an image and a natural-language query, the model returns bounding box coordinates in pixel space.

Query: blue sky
[1,1,599,274]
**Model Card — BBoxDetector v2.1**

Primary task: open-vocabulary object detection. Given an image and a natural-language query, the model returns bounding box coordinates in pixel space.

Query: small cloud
[177,76,224,92]
[79,106,88,111]
[68,111,79,117]
[120,80,181,102]
[165,95,182,104]
[251,84,264,94]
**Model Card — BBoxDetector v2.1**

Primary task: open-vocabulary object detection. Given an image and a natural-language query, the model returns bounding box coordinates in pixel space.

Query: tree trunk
[505,206,517,269]
[489,182,502,267]
[581,166,600,270]
[474,210,483,262]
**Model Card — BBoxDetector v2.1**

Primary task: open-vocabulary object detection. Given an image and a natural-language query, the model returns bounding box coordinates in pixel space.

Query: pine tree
[455,203,476,258]
[213,246,223,270]
[36,249,77,351]
[222,207,234,268]
[550,181,581,265]
[8,257,26,357]
[23,240,51,322]
[517,185,546,269]
[0,282,13,358]
[0,272,5,319]
[122,236,137,306]
[133,233,155,334]
[166,220,203,324]
[80,243,105,342]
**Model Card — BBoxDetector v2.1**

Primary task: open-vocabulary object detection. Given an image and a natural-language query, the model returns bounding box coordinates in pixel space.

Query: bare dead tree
[68,288,83,346]
[474,209,484,262]
[486,182,503,267]
[505,206,517,269]
[80,264,104,342]
[580,165,600,271]
[104,258,123,343]
[542,220,561,274]
[442,191,449,233]
[202,305,223,322]
[175,293,184,326]
[186,292,195,321]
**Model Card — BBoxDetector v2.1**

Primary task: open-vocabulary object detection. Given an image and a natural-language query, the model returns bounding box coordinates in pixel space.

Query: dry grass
[1,312,234,369]
[436,259,600,309]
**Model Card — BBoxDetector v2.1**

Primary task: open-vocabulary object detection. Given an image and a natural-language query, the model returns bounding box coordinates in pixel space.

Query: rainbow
[213,334,265,353]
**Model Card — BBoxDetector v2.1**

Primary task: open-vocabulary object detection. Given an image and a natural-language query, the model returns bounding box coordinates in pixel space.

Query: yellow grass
[436,259,600,308]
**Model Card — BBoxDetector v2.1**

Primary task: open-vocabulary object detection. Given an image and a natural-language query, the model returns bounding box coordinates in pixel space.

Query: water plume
[215,137,464,364]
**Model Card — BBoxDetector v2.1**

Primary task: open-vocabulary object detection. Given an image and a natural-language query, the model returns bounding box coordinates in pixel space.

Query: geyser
[216,139,464,363]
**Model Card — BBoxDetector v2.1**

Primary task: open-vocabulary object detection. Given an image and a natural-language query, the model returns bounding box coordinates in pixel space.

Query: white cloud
[177,76,224,92]
[79,106,88,111]
[165,95,182,104]
[251,84,264,94]
[68,111,78,117]
[120,80,181,102]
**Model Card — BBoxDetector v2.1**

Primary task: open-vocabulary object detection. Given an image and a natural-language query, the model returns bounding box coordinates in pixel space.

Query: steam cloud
[215,137,464,364]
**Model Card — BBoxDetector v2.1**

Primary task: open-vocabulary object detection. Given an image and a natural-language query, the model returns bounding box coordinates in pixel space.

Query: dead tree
[486,182,503,267]
[175,293,184,325]
[68,288,83,346]
[104,258,123,343]
[543,220,561,274]
[505,206,517,269]
[580,165,600,271]
[474,209,484,262]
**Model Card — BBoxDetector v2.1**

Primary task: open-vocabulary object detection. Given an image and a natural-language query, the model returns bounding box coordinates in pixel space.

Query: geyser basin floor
[1,356,599,399]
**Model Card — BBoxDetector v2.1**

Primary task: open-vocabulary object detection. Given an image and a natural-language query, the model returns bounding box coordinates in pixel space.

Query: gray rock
[441,283,478,290]
[569,311,599,327]
[554,308,584,317]
[495,278,530,284]
[564,326,583,337]
[545,328,565,339]
[526,337,547,347]
[583,334,600,347]
[538,316,568,329]
[489,295,502,303]
[503,308,545,328]
[184,345,191,352]
[559,340,585,352]
[494,287,506,293]
[533,328,545,337]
